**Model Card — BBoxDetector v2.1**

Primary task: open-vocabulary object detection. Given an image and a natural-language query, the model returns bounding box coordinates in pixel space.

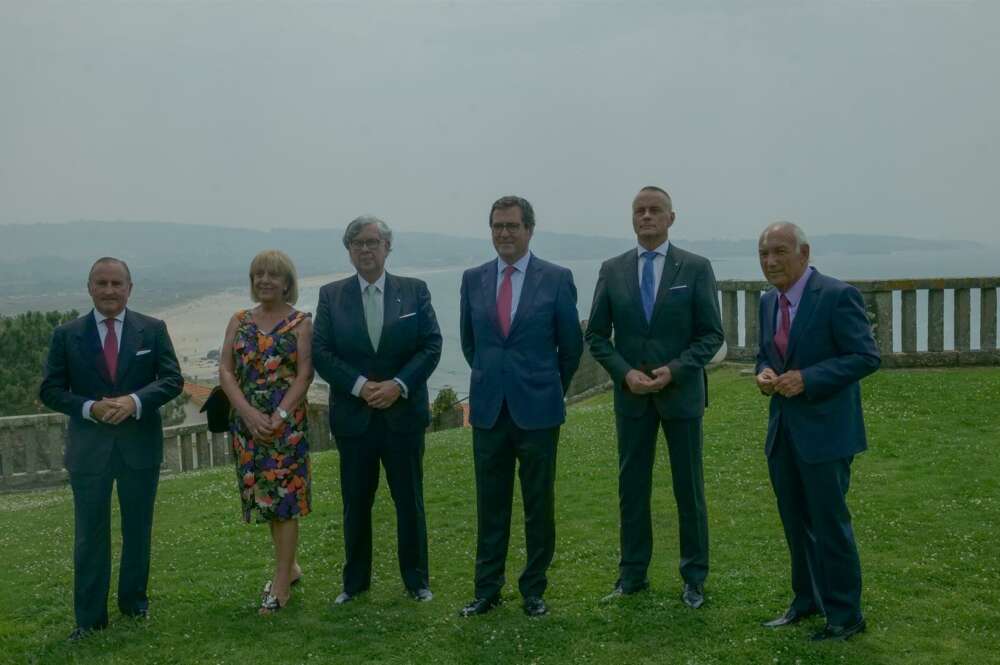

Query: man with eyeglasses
[313,216,443,606]
[458,195,583,617]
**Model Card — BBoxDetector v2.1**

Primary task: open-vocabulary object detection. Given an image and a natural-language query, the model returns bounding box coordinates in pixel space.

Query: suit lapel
[649,244,683,324]
[762,291,783,370]
[622,251,647,331]
[377,273,402,354]
[508,257,541,338]
[348,277,376,356]
[82,312,113,385]
[114,310,143,385]
[784,270,820,363]
[481,261,502,339]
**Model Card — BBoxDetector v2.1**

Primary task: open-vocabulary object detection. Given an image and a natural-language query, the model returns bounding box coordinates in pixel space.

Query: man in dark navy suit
[458,195,583,617]
[586,186,724,609]
[755,222,880,641]
[313,216,442,606]
[40,257,183,640]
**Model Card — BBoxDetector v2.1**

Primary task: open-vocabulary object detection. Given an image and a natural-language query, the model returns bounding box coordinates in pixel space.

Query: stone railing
[718,277,1000,367]
[0,401,466,491]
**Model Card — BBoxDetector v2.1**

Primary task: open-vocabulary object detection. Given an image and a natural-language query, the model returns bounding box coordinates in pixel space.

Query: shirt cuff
[351,376,368,397]
[130,393,142,420]
[83,400,96,422]
[393,377,408,399]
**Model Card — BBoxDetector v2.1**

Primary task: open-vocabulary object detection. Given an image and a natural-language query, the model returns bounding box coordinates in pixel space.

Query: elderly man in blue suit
[40,257,183,640]
[313,216,442,606]
[755,222,880,641]
[458,195,583,617]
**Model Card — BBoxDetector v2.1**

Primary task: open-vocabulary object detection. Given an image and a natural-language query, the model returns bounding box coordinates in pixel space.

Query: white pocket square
[669,285,689,290]
[136,349,152,356]
[398,312,417,320]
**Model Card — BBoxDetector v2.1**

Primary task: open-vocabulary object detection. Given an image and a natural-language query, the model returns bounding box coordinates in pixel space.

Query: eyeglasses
[349,239,383,250]
[491,222,524,234]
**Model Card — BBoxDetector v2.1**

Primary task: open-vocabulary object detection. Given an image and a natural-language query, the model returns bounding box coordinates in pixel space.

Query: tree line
[0,310,188,423]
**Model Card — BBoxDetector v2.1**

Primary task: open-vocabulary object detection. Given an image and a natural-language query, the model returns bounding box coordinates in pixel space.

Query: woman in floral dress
[219,250,313,614]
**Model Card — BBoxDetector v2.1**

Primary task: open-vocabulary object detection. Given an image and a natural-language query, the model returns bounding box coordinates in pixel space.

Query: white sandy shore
[151,266,459,383]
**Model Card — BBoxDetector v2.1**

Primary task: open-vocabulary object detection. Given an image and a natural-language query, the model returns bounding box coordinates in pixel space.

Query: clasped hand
[624,366,672,395]
[91,396,137,425]
[361,380,401,410]
[755,368,805,397]
[240,408,284,442]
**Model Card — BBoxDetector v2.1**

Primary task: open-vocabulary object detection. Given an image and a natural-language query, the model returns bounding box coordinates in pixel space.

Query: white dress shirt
[636,240,671,299]
[495,252,532,322]
[350,272,409,399]
[83,308,143,422]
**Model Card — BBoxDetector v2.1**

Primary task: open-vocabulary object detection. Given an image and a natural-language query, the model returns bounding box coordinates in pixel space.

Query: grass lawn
[1,366,998,665]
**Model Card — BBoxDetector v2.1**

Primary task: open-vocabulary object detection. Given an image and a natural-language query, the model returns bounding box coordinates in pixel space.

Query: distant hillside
[0,220,981,315]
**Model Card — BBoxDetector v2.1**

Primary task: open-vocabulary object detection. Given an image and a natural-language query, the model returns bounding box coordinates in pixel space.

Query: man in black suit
[458,195,583,617]
[586,186,724,608]
[313,216,442,605]
[755,222,879,641]
[40,257,183,640]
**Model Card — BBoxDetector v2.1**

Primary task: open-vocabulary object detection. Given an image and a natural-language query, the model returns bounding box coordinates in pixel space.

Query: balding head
[758,221,810,292]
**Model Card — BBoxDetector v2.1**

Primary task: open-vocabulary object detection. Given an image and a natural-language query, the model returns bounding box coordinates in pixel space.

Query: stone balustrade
[718,277,1000,367]
[5,278,998,491]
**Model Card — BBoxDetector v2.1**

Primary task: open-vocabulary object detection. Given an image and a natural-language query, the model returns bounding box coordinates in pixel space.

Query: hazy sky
[2,1,997,242]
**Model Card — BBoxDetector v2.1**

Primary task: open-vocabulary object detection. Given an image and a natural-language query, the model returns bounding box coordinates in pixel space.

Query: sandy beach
[152,271,352,382]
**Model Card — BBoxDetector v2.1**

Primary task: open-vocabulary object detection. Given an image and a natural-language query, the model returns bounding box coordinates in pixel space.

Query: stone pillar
[982,287,998,350]
[745,290,761,352]
[954,288,971,351]
[901,290,918,353]
[928,289,945,352]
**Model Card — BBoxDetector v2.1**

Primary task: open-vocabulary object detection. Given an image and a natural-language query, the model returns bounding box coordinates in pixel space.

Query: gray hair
[761,221,809,252]
[342,215,393,252]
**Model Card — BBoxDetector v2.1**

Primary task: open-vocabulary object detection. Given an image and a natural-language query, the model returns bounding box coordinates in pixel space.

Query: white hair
[762,221,809,252]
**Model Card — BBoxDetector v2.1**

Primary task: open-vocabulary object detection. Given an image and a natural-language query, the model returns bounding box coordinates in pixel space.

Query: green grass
[1,367,998,665]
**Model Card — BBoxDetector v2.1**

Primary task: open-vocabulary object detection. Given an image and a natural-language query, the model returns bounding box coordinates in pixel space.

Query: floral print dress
[230,309,312,523]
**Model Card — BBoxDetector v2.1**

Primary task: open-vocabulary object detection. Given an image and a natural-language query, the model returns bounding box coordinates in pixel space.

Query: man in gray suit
[586,186,724,608]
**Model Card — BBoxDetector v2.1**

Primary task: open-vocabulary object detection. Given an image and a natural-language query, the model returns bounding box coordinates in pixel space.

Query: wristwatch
[277,408,289,420]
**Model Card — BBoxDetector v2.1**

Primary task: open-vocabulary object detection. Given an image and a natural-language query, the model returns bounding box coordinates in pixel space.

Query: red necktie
[773,294,791,359]
[497,265,515,337]
[104,318,119,380]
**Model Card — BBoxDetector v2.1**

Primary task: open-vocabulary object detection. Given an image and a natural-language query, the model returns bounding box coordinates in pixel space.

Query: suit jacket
[39,309,184,474]
[755,269,880,464]
[586,244,724,420]
[460,255,584,430]
[313,272,442,438]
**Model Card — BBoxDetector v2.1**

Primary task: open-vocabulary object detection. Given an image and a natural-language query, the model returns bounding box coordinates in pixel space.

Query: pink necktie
[773,294,791,359]
[104,318,119,379]
[497,265,515,337]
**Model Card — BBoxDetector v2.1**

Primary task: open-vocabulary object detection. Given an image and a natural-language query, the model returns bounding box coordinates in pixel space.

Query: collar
[357,271,387,293]
[779,266,814,306]
[497,251,532,276]
[636,239,670,258]
[92,308,126,326]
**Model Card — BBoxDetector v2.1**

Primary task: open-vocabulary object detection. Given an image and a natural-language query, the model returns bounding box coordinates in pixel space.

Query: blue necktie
[640,250,657,322]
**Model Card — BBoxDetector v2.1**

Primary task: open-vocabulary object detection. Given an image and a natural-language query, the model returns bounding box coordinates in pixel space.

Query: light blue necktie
[640,250,657,322]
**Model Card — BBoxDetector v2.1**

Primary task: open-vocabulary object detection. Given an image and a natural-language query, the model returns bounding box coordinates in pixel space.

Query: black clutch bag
[200,386,232,433]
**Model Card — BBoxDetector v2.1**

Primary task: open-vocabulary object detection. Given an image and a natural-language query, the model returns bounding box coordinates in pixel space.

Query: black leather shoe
[458,594,502,617]
[407,587,434,602]
[811,617,867,641]
[333,590,361,606]
[522,596,548,617]
[762,606,820,628]
[682,583,705,609]
[600,582,649,603]
[68,625,105,642]
[122,600,150,620]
